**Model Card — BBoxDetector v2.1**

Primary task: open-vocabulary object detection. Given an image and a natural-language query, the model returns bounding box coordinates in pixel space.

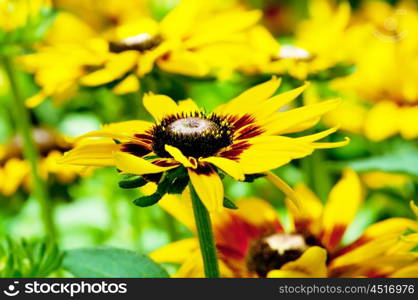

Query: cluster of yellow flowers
[1,0,417,278]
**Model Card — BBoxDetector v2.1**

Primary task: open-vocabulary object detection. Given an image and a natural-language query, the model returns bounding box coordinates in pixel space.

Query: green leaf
[119,175,147,189]
[223,197,238,210]
[133,193,162,207]
[63,247,169,278]
[349,151,418,176]
[243,173,265,182]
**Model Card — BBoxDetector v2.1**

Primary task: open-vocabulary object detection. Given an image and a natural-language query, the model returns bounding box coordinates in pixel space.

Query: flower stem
[189,184,220,278]
[2,56,57,239]
[301,152,332,202]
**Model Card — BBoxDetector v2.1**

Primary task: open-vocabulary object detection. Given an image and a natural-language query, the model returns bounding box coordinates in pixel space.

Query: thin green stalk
[301,152,332,202]
[2,56,56,239]
[189,184,220,278]
[163,210,179,242]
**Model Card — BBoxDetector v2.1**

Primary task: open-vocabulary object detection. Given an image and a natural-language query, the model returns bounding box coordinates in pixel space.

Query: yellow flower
[60,77,348,212]
[19,12,110,107]
[21,0,267,106]
[329,1,418,141]
[0,128,89,196]
[53,0,150,32]
[361,171,410,189]
[0,0,51,32]
[243,0,351,79]
[151,169,418,278]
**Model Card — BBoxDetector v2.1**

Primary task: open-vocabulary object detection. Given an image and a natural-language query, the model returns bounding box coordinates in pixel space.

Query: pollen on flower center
[277,45,312,60]
[109,33,162,53]
[167,117,217,135]
[246,233,320,278]
[151,112,233,159]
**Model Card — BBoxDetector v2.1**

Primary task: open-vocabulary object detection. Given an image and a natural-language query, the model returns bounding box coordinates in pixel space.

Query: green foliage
[0,237,63,277]
[223,197,238,210]
[63,247,169,278]
[119,175,148,189]
[0,7,56,55]
[131,167,190,207]
[349,151,418,176]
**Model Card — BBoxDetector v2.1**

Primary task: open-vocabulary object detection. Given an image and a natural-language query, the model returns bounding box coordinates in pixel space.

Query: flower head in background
[0,128,89,196]
[243,0,352,80]
[151,169,418,278]
[60,77,348,212]
[53,0,150,32]
[329,1,418,141]
[20,0,270,106]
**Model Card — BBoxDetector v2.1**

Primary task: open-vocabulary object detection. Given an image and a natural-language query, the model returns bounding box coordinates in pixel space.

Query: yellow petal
[165,145,197,168]
[25,91,47,108]
[364,101,399,142]
[112,74,140,95]
[200,156,244,181]
[390,265,418,278]
[160,0,199,39]
[149,238,199,263]
[254,82,310,119]
[185,10,261,48]
[321,168,363,251]
[177,98,199,114]
[399,106,418,140]
[215,77,281,116]
[114,152,178,175]
[157,50,210,77]
[188,167,224,212]
[238,136,314,174]
[264,99,341,135]
[220,197,280,228]
[143,93,179,122]
[0,158,29,196]
[158,189,196,233]
[59,140,120,166]
[74,120,153,142]
[268,246,328,278]
[410,201,418,218]
[286,184,323,233]
[263,171,303,210]
[81,51,138,86]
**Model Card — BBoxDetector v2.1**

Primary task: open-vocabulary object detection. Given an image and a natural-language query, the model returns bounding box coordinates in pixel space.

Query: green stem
[163,210,179,242]
[2,56,56,239]
[189,184,220,278]
[301,152,332,203]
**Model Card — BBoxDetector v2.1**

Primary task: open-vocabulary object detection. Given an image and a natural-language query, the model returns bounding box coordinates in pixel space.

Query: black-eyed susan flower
[60,77,348,212]
[0,128,88,196]
[53,0,150,32]
[21,0,269,106]
[150,169,418,277]
[19,12,110,107]
[329,1,418,141]
[243,0,352,80]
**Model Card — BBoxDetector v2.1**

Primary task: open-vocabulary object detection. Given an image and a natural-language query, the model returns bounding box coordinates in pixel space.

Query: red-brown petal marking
[219,140,251,161]
[235,124,265,140]
[121,143,151,157]
[152,158,179,168]
[320,225,347,252]
[228,114,256,131]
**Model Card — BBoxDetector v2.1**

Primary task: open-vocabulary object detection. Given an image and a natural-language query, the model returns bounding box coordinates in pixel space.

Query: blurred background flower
[0,0,417,278]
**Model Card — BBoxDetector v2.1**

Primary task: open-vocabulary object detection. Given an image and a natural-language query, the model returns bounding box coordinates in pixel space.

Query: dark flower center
[1,128,70,166]
[109,33,162,53]
[246,233,321,278]
[151,112,233,159]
